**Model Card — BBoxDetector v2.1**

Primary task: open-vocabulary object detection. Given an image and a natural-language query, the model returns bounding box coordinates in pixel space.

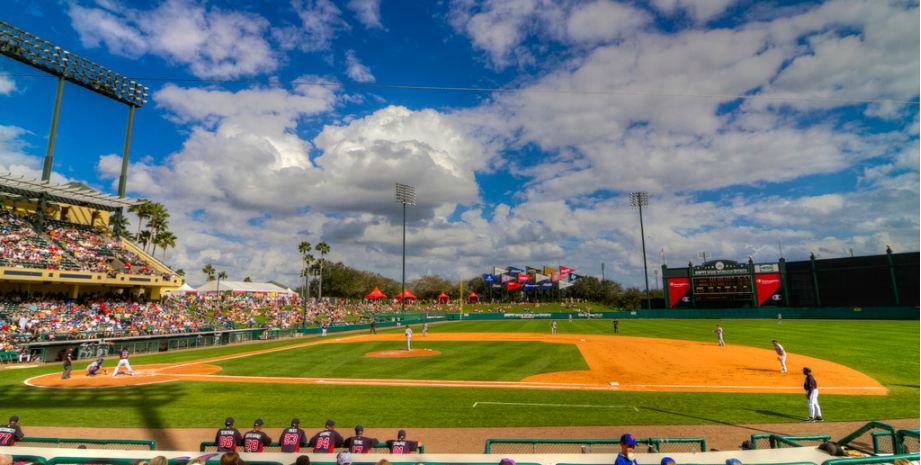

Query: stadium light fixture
[629,191,652,310]
[396,183,416,314]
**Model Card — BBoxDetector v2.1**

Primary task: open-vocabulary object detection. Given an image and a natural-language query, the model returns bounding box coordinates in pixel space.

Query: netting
[901,435,919,454]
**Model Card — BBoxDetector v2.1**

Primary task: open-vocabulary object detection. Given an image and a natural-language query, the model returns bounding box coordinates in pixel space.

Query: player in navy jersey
[309,419,344,453]
[344,425,377,454]
[243,419,273,453]
[0,415,24,446]
[215,417,243,452]
[279,418,309,453]
[386,430,420,454]
[112,347,134,376]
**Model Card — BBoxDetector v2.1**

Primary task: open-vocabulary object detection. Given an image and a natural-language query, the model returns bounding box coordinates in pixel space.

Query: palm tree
[156,230,177,258]
[128,201,153,239]
[243,276,252,282]
[146,203,170,253]
[109,211,131,239]
[217,271,228,298]
[315,242,330,301]
[298,242,312,300]
[176,269,186,278]
[202,264,216,281]
[137,230,152,252]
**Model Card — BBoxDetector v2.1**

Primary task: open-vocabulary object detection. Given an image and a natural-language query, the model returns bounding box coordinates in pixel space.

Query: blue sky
[0,0,918,287]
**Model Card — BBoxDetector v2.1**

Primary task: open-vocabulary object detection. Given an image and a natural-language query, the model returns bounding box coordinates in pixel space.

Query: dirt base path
[27,333,884,395]
[23,419,919,453]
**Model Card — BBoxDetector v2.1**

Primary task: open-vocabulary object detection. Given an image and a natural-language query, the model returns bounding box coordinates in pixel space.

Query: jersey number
[0,433,11,445]
[245,439,260,452]
[392,446,404,454]
[283,434,299,445]
[352,445,363,453]
[315,437,330,450]
[218,436,235,449]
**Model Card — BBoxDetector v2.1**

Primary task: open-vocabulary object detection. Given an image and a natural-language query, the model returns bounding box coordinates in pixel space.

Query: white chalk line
[474,401,640,411]
[628,384,886,390]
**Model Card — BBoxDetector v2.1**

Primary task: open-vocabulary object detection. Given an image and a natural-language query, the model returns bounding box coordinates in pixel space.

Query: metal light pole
[396,183,416,314]
[630,192,652,310]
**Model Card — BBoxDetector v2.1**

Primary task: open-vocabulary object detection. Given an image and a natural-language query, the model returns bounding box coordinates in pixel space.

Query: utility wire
[4,72,919,106]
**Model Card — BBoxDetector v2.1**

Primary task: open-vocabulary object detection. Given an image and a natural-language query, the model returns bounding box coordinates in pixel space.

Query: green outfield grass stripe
[473,401,639,411]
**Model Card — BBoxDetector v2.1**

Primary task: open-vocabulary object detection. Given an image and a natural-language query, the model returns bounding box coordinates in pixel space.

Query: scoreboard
[663,260,784,308]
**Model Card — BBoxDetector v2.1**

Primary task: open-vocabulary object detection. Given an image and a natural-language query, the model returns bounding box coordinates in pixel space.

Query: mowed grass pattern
[214,341,589,381]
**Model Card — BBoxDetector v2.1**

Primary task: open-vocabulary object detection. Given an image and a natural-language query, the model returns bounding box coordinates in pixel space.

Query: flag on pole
[523,283,539,290]
[543,266,555,275]
[558,281,574,289]
[507,266,524,273]
[494,266,505,276]
[507,282,522,291]
[569,273,580,281]
[517,274,532,283]
[560,265,575,274]
[551,272,560,282]
[535,273,549,283]
[526,266,540,275]
[501,273,512,283]
[541,282,554,288]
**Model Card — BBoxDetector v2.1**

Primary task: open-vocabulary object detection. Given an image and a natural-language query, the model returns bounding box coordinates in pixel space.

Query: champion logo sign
[669,281,690,288]
[757,279,780,285]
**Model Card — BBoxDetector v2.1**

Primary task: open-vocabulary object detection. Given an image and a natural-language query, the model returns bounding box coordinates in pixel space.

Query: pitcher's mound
[366,349,441,358]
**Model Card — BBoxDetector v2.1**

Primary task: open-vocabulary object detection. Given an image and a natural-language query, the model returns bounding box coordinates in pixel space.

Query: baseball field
[2,319,917,433]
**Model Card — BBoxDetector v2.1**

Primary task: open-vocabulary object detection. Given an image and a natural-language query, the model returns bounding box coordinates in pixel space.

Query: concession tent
[467,291,480,303]
[196,280,295,296]
[436,292,450,303]
[164,283,197,296]
[394,289,417,301]
[365,287,387,300]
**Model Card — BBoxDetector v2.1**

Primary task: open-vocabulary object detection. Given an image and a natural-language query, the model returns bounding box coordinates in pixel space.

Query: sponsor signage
[503,313,553,319]
[755,273,783,306]
[691,260,750,277]
[754,263,779,273]
[667,277,692,308]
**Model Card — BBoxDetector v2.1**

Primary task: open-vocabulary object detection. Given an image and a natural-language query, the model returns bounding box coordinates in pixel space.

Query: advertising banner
[667,277,692,308]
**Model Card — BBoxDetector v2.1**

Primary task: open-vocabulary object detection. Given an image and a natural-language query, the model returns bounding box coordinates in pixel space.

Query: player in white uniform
[714,325,725,346]
[112,347,134,376]
[772,340,787,373]
[405,326,412,351]
[551,320,558,335]
[422,323,428,336]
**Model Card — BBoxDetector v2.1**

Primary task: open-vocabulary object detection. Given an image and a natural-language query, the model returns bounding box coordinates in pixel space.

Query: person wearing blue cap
[661,457,676,465]
[615,433,638,465]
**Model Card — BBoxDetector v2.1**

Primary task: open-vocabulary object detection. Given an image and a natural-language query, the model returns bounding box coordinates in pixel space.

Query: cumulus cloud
[274,0,349,52]
[650,0,737,23]
[0,73,15,95]
[68,0,278,78]
[347,0,384,29]
[345,50,375,82]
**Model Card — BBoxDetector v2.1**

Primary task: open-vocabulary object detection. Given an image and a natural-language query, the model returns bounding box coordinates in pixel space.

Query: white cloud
[68,0,278,78]
[565,0,650,44]
[347,0,384,29]
[650,0,737,23]
[0,73,16,95]
[274,0,349,52]
[345,50,376,83]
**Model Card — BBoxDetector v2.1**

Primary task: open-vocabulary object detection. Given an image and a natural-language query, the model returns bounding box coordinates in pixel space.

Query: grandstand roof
[0,172,142,210]
[196,280,295,295]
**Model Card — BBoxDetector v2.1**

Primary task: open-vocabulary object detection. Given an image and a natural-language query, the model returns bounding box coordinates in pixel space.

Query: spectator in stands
[726,459,743,465]
[336,452,352,465]
[292,456,310,465]
[149,457,167,465]
[614,433,638,465]
[220,452,241,465]
[661,458,676,465]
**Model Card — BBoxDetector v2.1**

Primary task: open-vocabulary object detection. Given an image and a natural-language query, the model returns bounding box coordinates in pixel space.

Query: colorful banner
[483,274,498,283]
[507,282,522,291]
[755,273,783,306]
[517,274,532,283]
[558,281,574,289]
[543,266,556,275]
[501,273,512,283]
[523,283,539,290]
[560,265,575,274]
[667,278,691,308]
[535,273,549,283]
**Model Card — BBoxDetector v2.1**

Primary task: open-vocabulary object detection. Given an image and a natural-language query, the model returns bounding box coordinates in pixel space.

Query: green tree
[128,201,154,239]
[109,211,131,239]
[315,242,330,301]
[137,230,152,252]
[298,242,313,301]
[145,203,170,253]
[410,274,455,301]
[217,271,228,296]
[243,276,252,282]
[202,264,216,281]
[155,230,177,258]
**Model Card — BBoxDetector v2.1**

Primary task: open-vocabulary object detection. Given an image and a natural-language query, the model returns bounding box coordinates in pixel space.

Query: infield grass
[0,319,916,430]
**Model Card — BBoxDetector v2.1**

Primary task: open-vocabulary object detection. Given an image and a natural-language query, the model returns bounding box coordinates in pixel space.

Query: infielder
[803,367,823,422]
[0,415,24,446]
[772,340,787,373]
[405,326,413,351]
[112,347,135,376]
[422,322,428,336]
[551,320,557,335]
[714,325,725,346]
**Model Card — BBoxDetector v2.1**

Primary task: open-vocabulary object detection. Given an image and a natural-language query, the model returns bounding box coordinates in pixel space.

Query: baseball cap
[291,418,300,427]
[326,419,336,427]
[661,457,676,465]
[254,419,264,426]
[620,434,637,446]
[355,425,364,434]
[726,459,743,465]
[336,452,352,465]
[225,417,234,426]
[294,456,311,465]
[499,459,516,465]
[9,415,19,423]
[803,367,812,374]
[398,429,406,439]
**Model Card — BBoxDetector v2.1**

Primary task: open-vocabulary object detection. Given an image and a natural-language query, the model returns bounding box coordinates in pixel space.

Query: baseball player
[369,320,377,334]
[772,340,787,373]
[714,325,725,346]
[422,322,428,336]
[309,419,344,453]
[551,320,557,335]
[405,326,413,351]
[87,357,106,376]
[613,320,619,334]
[243,419,273,453]
[777,313,783,325]
[214,417,243,452]
[803,367,823,422]
[568,314,573,322]
[344,425,377,454]
[61,348,73,380]
[279,418,308,453]
[112,346,135,376]
[614,433,638,465]
[0,415,24,446]
[385,430,420,454]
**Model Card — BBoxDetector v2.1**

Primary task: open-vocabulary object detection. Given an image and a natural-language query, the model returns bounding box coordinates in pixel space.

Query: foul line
[627,384,886,390]
[474,401,639,411]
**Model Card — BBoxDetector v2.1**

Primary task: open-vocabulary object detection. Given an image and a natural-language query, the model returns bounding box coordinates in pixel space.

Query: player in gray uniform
[714,325,725,346]
[772,340,787,373]
[61,349,73,380]
[0,415,24,446]
[404,326,413,351]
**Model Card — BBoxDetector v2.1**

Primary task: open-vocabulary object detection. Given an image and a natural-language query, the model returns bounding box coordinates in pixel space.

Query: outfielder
[405,326,413,351]
[803,367,823,422]
[551,320,557,335]
[772,340,787,373]
[422,322,428,336]
[112,347,134,376]
[714,325,725,346]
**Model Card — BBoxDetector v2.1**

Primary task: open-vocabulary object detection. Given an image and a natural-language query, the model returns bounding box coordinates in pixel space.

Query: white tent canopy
[195,280,295,295]
[164,283,197,296]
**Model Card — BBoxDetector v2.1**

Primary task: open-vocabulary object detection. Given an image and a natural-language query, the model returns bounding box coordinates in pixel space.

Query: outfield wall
[434,307,919,321]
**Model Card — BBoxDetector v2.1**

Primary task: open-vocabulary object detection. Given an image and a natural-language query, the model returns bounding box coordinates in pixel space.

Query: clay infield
[25,332,885,395]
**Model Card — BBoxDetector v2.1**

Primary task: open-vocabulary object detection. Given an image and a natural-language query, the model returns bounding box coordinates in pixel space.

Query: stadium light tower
[629,192,652,310]
[395,183,416,314]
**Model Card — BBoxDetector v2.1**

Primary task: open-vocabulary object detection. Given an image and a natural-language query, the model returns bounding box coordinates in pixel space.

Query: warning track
[25,332,886,395]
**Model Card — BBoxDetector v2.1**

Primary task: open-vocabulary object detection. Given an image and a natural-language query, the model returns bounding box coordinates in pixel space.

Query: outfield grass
[215,341,588,381]
[0,319,916,429]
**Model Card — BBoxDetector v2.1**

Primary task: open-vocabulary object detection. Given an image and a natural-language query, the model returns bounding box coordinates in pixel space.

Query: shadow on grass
[639,406,787,434]
[0,382,182,450]
[745,409,803,421]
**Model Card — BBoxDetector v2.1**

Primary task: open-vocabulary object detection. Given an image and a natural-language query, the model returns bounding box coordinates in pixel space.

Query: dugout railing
[483,437,707,454]
[749,434,832,450]
[16,437,156,450]
[198,441,425,454]
[835,422,898,454]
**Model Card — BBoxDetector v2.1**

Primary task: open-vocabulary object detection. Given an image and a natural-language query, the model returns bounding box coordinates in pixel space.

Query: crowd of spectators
[0,210,74,270]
